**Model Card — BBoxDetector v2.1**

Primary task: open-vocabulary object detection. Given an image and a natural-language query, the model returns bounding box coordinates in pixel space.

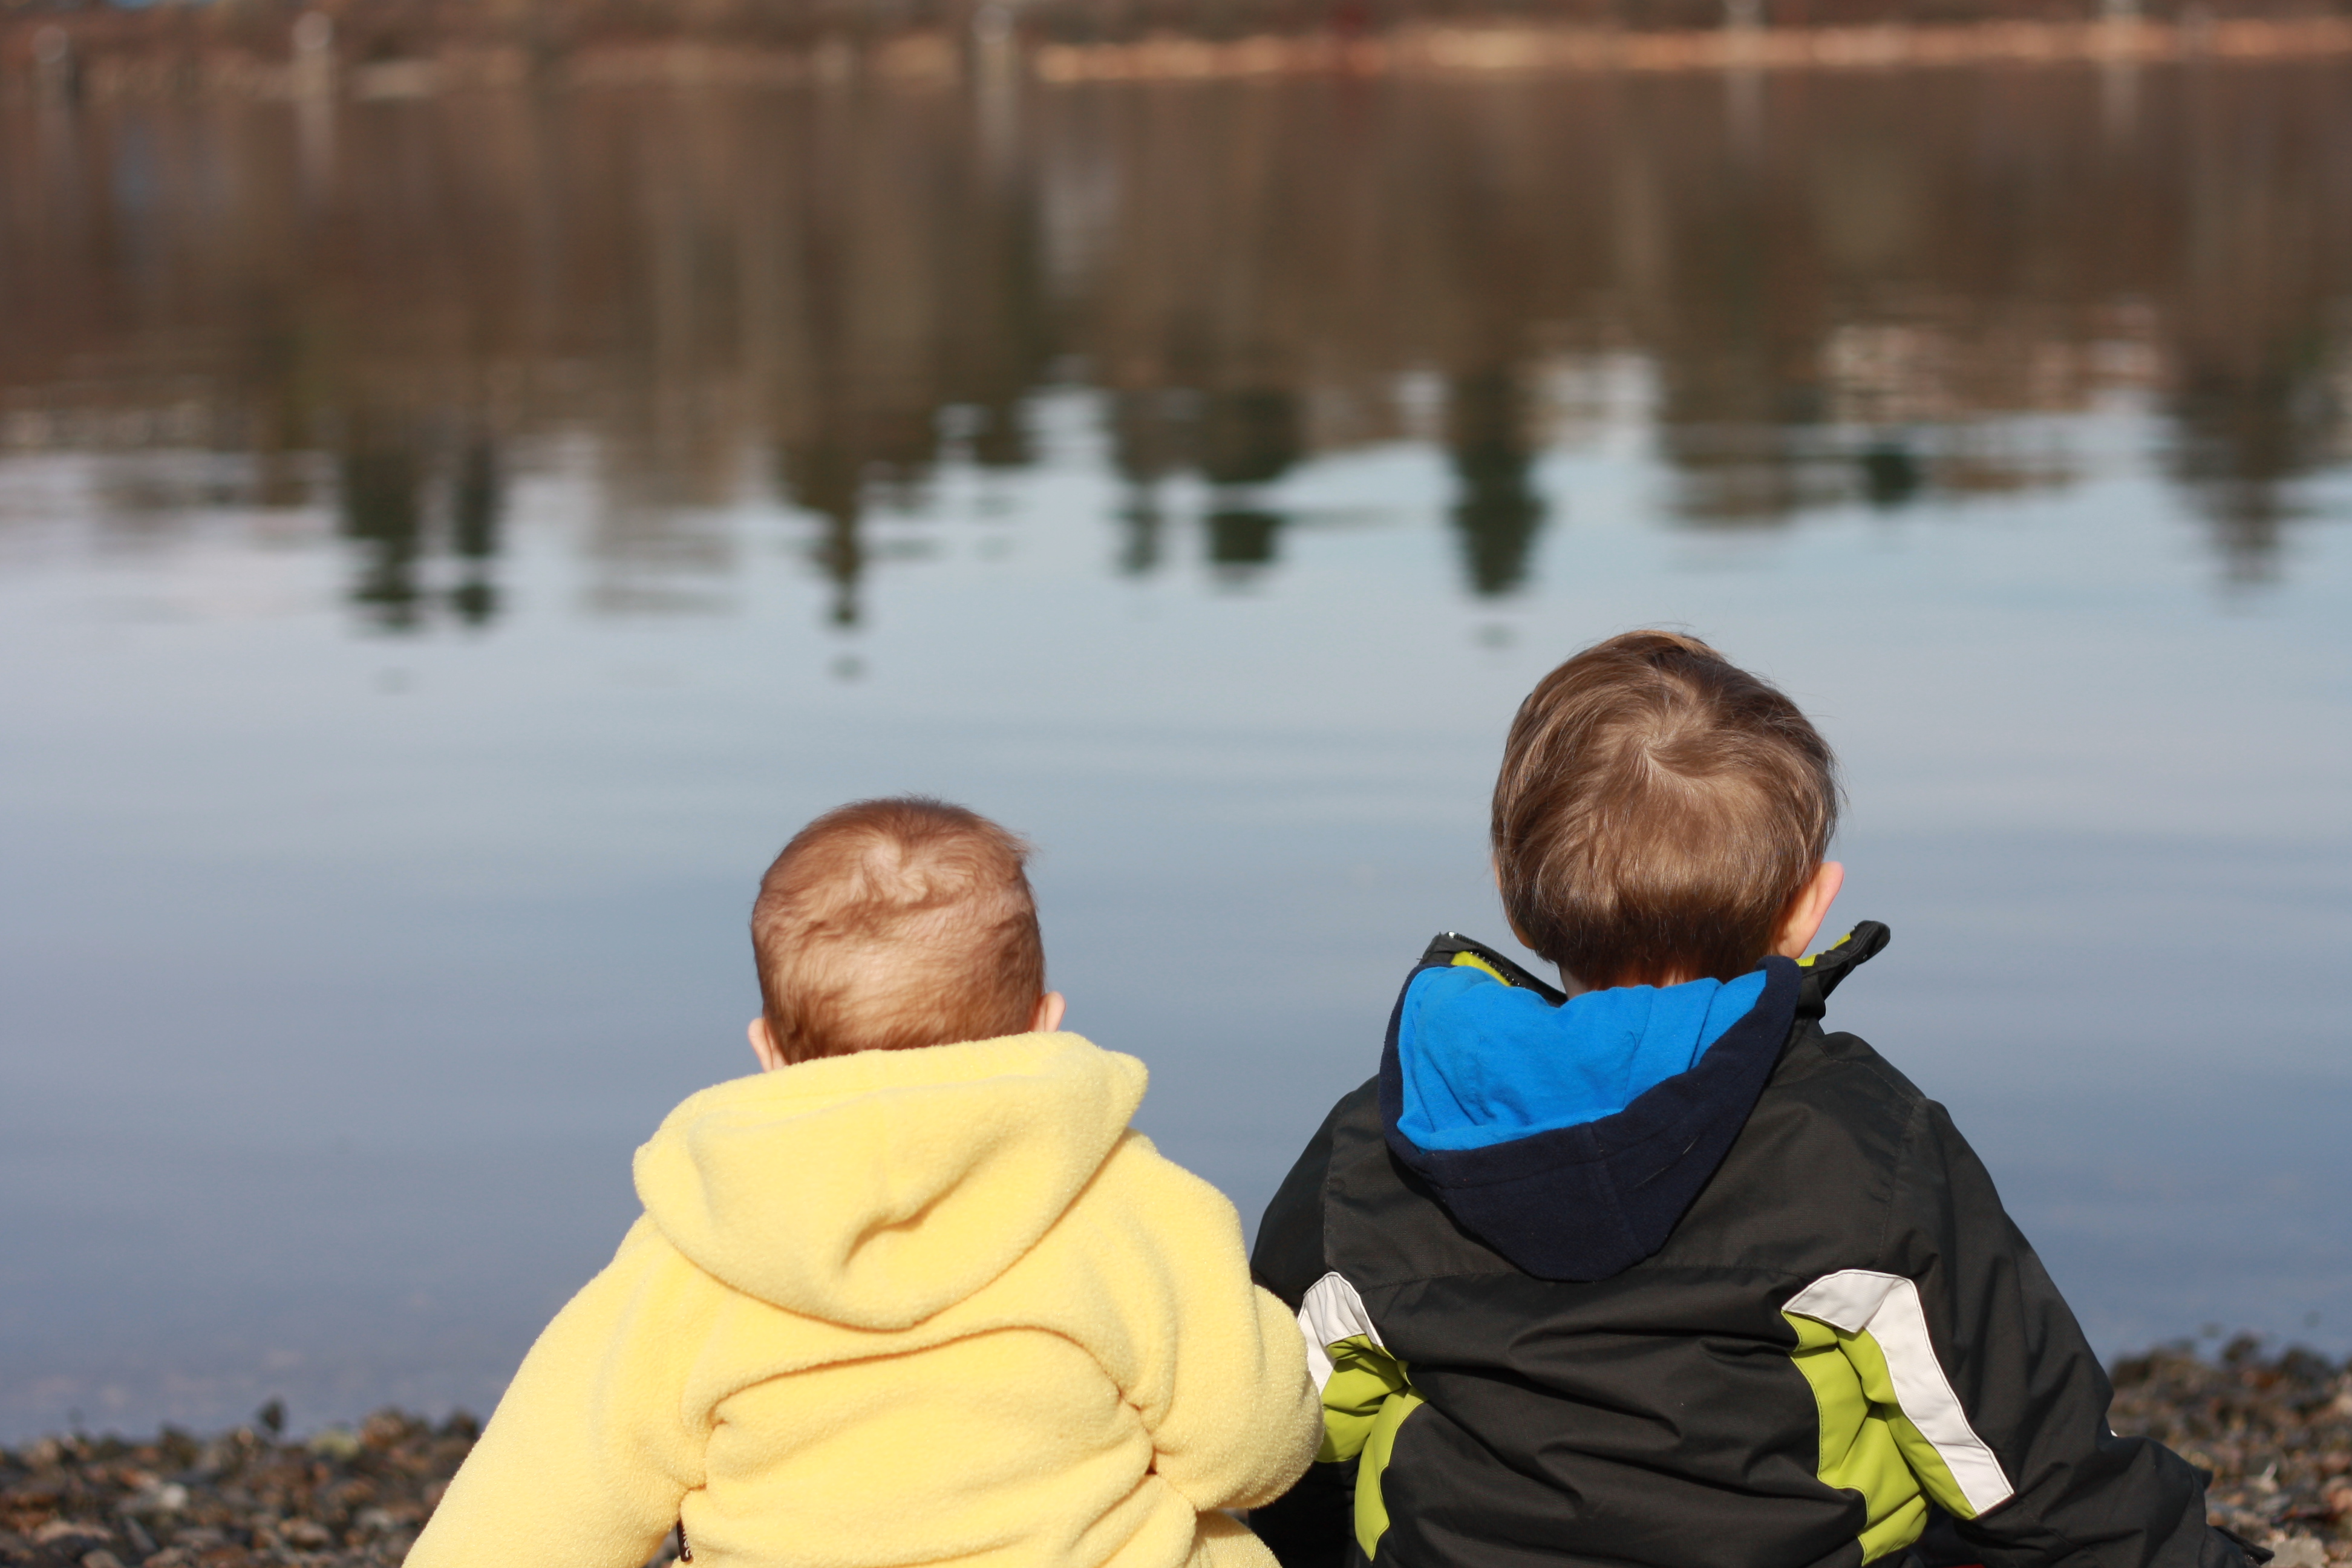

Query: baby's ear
[748,1017,788,1072]
[1031,991,1067,1034]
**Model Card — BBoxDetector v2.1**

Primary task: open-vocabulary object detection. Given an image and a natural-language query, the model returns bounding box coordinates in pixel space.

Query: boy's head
[747,797,1058,1069]
[1492,630,1843,991]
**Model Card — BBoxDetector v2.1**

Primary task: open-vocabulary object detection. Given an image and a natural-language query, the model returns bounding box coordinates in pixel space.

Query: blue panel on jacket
[1396,965,1769,1152]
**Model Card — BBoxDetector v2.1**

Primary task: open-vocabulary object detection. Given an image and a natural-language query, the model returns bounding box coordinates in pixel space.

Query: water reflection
[1858,439,1924,511]
[2169,358,2347,584]
[1446,368,1547,595]
[333,428,505,628]
[1,64,2348,624]
[452,439,503,624]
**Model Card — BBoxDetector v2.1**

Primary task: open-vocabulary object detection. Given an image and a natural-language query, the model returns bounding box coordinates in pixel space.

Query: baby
[408,797,1321,1568]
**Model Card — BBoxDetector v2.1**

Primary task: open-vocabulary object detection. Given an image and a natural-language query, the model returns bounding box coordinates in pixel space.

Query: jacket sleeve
[405,1218,711,1568]
[1874,1099,2247,1568]
[1088,1134,1325,1517]
[1246,1100,1360,1568]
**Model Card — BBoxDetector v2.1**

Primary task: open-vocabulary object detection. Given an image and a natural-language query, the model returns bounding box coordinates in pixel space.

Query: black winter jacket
[1247,926,2248,1568]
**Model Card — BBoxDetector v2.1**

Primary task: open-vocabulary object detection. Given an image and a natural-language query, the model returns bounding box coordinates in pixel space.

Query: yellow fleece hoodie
[405,1032,1321,1568]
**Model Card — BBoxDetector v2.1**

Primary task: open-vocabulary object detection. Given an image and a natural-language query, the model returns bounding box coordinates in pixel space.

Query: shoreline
[2,1341,2347,1567]
[1034,15,2352,80]
[5,13,2351,102]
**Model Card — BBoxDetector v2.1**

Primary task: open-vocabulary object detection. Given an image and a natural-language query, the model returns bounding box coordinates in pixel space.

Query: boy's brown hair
[750,797,1046,1065]
[1492,631,1840,988]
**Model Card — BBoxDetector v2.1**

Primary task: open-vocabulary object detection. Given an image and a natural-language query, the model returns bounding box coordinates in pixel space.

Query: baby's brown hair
[1492,631,1840,989]
[750,797,1046,1065]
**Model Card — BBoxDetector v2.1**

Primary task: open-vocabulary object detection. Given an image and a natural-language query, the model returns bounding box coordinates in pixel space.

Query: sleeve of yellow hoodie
[1076,1133,1325,1516]
[403,1217,715,1568]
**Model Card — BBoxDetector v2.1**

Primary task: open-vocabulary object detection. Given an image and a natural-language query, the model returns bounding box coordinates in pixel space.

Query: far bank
[6,2,2352,102]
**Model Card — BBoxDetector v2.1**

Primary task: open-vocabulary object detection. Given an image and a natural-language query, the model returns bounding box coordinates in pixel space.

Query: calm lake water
[3,60,2350,1441]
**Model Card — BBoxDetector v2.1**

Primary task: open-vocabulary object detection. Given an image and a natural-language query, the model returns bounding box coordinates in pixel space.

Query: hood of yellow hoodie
[633,1032,1146,1331]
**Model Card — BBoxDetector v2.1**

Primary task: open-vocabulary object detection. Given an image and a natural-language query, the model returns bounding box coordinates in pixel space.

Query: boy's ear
[1773,861,1846,960]
[1031,991,1067,1034]
[747,1016,788,1073]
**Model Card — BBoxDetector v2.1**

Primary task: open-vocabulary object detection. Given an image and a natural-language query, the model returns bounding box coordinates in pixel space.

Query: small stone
[82,1552,126,1568]
[128,1480,191,1514]
[2269,1537,2327,1568]
[307,1425,362,1459]
[281,1516,333,1547]
[361,1409,416,1449]
[35,1518,111,1545]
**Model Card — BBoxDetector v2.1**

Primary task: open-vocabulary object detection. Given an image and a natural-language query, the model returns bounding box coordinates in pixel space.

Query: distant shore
[5,11,2352,103]
[1031,15,2352,80]
[2,1342,2346,1567]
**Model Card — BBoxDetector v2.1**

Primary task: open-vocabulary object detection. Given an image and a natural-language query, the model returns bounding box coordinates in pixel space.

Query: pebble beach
[2,1342,2347,1568]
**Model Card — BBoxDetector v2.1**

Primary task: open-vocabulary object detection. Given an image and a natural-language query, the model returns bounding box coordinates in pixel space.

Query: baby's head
[746,797,1062,1070]
[1492,630,1845,993]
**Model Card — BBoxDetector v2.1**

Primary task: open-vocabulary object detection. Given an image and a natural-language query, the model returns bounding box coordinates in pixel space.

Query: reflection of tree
[1642,110,1831,531]
[778,440,867,629]
[969,402,1032,471]
[745,86,1050,628]
[1207,507,1282,580]
[1446,368,1547,595]
[2161,67,2350,584]
[2166,356,2337,584]
[776,407,946,628]
[451,439,503,626]
[1109,389,1186,576]
[1198,388,1299,489]
[3,67,2349,606]
[1111,387,1305,578]
[339,431,511,629]
[1114,496,1163,576]
[340,441,425,630]
[1197,390,1298,582]
[1859,439,1923,510]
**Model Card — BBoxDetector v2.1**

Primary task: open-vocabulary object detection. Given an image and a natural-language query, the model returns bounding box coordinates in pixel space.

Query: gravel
[4,1342,2347,1567]
[2111,1339,2352,1566]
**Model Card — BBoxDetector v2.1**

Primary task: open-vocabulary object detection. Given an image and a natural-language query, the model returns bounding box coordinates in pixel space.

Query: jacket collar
[1376,924,1886,1282]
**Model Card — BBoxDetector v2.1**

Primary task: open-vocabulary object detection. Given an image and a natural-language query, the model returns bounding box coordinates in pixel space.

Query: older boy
[410,797,1321,1568]
[1248,632,2253,1568]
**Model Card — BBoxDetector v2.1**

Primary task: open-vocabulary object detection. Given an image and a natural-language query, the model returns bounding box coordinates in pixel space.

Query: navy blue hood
[1378,934,1803,1283]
